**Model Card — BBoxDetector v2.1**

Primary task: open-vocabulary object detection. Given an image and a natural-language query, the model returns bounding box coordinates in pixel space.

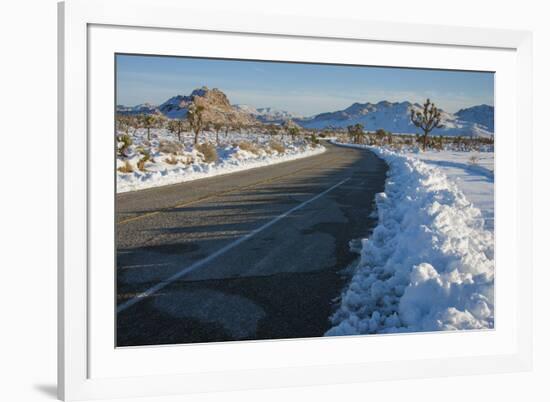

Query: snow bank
[326,143,494,335]
[408,150,494,232]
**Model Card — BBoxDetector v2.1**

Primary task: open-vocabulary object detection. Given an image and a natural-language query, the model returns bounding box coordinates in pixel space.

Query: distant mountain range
[455,104,494,132]
[233,105,300,124]
[117,87,494,137]
[295,101,494,137]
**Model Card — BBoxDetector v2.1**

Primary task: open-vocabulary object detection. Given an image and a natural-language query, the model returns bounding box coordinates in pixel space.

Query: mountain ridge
[295,100,494,137]
[117,88,494,137]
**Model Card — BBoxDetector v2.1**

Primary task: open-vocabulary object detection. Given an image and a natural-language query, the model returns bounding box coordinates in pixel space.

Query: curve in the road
[116,142,388,346]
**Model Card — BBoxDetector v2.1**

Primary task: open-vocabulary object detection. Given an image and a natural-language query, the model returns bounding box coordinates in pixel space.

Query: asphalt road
[116,142,388,346]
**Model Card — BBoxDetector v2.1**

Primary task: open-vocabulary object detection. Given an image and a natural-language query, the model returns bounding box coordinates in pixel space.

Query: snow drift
[326,144,494,335]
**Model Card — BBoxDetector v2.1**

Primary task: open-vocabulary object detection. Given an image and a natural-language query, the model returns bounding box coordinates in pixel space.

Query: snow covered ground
[404,150,494,231]
[116,129,325,193]
[327,142,494,335]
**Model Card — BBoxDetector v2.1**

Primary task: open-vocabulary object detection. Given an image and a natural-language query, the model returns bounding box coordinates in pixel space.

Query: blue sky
[116,54,494,116]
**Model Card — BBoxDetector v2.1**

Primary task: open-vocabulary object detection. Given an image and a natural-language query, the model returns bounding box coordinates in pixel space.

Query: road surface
[116,142,388,346]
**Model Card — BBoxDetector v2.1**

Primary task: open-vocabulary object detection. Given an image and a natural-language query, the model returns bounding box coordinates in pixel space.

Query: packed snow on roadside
[405,150,494,231]
[116,129,325,193]
[326,143,494,335]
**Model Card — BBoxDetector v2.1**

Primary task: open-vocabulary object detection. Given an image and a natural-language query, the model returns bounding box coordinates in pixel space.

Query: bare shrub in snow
[269,141,285,154]
[468,154,480,165]
[117,160,133,173]
[196,142,218,163]
[237,141,260,155]
[117,128,326,192]
[158,140,182,155]
[164,155,178,165]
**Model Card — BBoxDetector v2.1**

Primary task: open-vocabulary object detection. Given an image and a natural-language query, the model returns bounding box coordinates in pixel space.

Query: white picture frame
[58,0,533,400]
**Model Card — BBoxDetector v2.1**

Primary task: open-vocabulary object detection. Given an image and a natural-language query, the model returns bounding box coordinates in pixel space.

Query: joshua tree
[138,114,158,141]
[288,126,300,141]
[410,98,444,151]
[347,123,365,144]
[115,115,134,157]
[116,133,132,157]
[374,128,393,145]
[116,114,132,136]
[283,120,300,141]
[187,102,206,145]
[233,122,243,134]
[212,121,223,145]
[219,113,235,139]
[136,148,152,172]
[167,119,187,142]
[309,133,320,145]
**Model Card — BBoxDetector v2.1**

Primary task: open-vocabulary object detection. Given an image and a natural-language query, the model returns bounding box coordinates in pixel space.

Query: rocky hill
[117,87,257,127]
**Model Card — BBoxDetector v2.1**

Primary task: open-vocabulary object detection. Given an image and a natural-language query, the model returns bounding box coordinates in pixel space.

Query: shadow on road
[116,144,388,346]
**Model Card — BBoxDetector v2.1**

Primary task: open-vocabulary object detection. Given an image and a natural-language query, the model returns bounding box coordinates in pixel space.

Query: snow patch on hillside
[233,104,299,123]
[326,143,494,335]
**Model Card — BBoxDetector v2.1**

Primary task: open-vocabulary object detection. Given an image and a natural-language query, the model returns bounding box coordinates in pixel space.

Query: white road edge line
[117,177,351,313]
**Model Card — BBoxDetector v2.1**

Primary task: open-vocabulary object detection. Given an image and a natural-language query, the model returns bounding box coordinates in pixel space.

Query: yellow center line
[117,156,345,225]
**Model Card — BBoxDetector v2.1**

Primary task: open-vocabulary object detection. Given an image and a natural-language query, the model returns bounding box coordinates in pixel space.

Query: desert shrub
[137,148,152,172]
[468,155,480,166]
[269,141,285,154]
[196,142,218,163]
[180,155,194,165]
[158,140,182,155]
[164,155,178,165]
[137,159,147,172]
[117,160,133,173]
[237,141,260,154]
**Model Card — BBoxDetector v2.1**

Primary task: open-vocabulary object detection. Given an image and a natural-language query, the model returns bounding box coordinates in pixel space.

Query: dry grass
[196,142,218,163]
[137,159,147,172]
[164,155,178,165]
[180,155,194,165]
[269,141,285,154]
[158,140,182,155]
[236,141,260,155]
[117,160,134,173]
